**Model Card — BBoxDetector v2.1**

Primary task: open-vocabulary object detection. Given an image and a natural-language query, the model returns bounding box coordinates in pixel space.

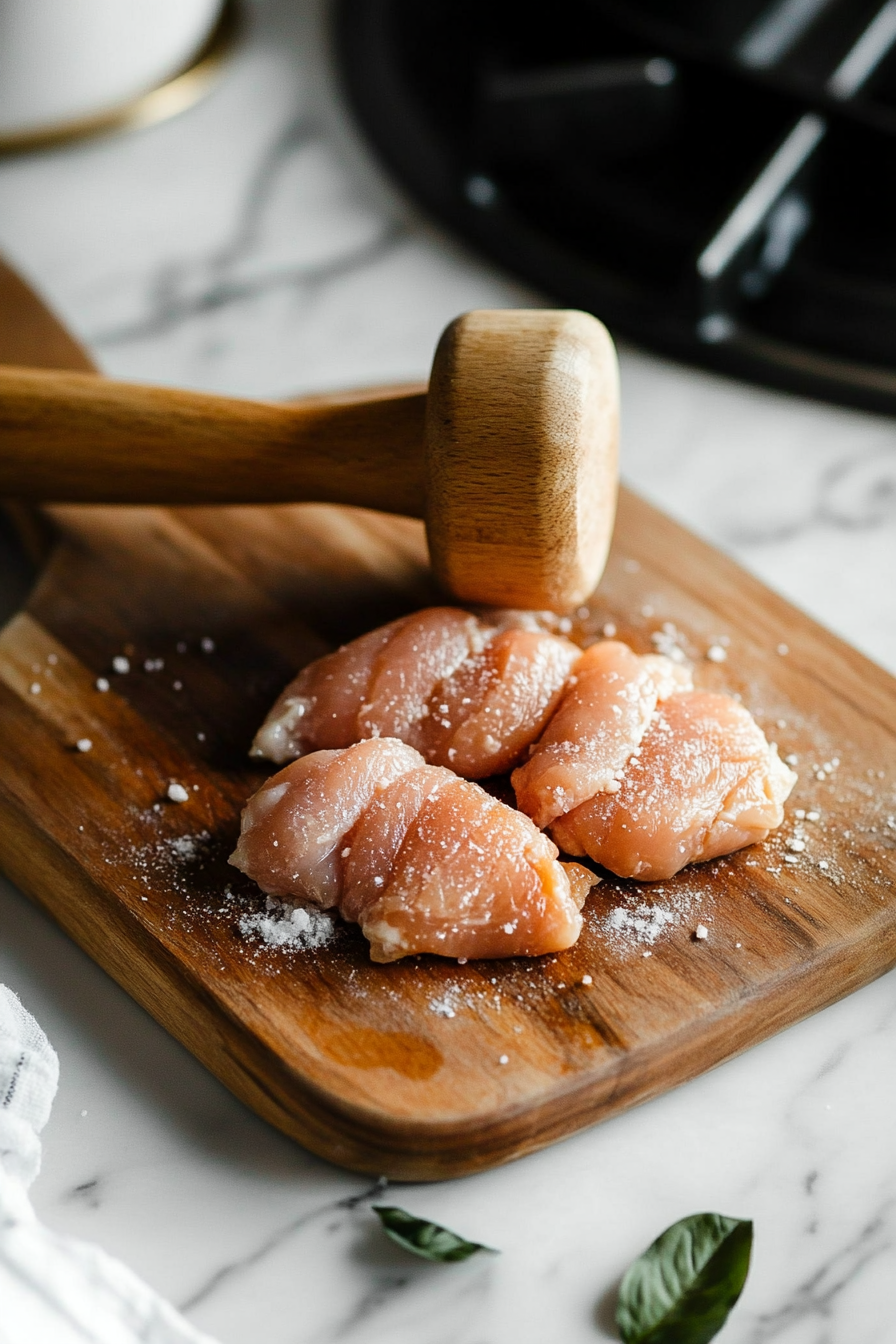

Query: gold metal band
[0,0,241,157]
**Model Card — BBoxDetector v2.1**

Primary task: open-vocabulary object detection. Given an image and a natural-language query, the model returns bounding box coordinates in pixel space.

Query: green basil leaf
[372,1206,496,1262]
[616,1212,753,1344]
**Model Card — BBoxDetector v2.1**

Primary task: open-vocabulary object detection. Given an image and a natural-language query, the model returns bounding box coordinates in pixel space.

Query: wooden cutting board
[2,270,896,1180]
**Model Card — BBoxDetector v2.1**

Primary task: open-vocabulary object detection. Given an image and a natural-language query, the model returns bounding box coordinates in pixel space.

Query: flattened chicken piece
[252,606,580,778]
[357,775,593,962]
[551,691,797,880]
[250,619,404,763]
[230,737,423,907]
[416,628,580,777]
[230,740,597,962]
[512,641,692,829]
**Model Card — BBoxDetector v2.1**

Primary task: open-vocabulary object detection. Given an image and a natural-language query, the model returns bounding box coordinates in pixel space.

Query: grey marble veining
[2,2,896,1342]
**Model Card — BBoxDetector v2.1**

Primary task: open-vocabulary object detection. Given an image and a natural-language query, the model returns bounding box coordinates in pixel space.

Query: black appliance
[336,0,896,413]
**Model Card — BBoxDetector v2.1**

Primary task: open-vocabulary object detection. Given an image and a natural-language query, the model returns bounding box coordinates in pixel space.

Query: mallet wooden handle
[0,366,429,516]
[0,308,620,610]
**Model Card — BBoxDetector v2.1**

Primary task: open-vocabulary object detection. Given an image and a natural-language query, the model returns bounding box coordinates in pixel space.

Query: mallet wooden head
[0,302,619,611]
[425,309,618,610]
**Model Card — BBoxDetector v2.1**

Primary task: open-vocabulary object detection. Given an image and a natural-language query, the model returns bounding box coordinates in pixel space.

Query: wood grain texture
[425,309,619,609]
[1,258,895,1179]
[0,307,618,611]
[2,488,896,1179]
[0,364,428,515]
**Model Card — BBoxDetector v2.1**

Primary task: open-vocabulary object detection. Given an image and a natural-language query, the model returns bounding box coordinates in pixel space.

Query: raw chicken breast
[551,691,797,880]
[230,738,596,962]
[251,607,580,779]
[512,641,692,829]
[230,737,422,907]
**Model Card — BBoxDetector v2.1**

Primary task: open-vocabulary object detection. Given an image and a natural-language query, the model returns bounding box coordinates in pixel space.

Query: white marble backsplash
[1,2,896,1341]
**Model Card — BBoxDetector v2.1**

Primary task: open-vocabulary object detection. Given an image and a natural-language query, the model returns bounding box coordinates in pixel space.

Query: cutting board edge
[5,761,895,1181]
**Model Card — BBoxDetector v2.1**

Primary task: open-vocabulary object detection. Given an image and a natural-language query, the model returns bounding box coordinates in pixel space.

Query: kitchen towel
[0,983,219,1344]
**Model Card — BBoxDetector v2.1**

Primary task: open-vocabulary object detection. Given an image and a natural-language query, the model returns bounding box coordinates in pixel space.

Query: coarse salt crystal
[785,754,798,766]
[787,838,806,852]
[777,643,789,655]
[173,680,183,691]
[167,783,189,803]
[807,810,820,822]
[558,617,572,633]
[795,809,806,819]
[197,732,206,741]
[112,656,130,674]
[30,682,40,694]
[694,924,709,940]
[498,1054,509,1065]
[706,645,727,663]
[581,974,593,985]
[602,622,617,638]
[75,738,93,753]
[96,677,110,692]
[200,637,215,653]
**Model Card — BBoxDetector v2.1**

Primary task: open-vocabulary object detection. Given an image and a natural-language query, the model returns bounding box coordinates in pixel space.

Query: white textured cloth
[0,985,219,1344]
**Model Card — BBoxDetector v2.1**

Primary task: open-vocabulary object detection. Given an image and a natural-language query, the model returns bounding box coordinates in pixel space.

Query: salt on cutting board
[2,263,896,1178]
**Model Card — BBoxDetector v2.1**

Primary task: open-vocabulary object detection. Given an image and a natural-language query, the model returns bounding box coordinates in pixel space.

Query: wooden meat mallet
[0,307,618,610]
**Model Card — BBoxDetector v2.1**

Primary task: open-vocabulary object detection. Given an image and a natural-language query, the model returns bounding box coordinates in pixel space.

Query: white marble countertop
[2,3,896,1341]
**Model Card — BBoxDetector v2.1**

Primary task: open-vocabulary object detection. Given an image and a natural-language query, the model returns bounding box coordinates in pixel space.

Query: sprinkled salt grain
[239,899,336,950]
[200,637,215,653]
[694,924,709,940]
[602,622,617,638]
[197,732,206,741]
[777,719,787,729]
[777,643,789,655]
[167,783,189,803]
[96,677,110,692]
[30,682,40,694]
[795,809,806,819]
[819,860,829,870]
[457,957,468,965]
[706,644,727,663]
[784,853,799,863]
[807,810,820,822]
[75,738,93,753]
[430,997,456,1018]
[498,1054,509,1065]
[785,753,798,766]
[144,658,164,672]
[112,656,130,674]
[735,942,742,948]
[642,950,652,958]
[577,606,590,619]
[558,617,572,634]
[173,680,183,691]
[341,847,351,858]
[581,974,593,985]
[503,922,516,934]
[787,838,806,852]
[641,604,654,618]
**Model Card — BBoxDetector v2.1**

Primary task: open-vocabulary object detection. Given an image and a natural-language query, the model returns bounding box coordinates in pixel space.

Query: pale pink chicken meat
[512,641,692,829]
[550,690,797,880]
[230,737,596,962]
[251,606,580,779]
